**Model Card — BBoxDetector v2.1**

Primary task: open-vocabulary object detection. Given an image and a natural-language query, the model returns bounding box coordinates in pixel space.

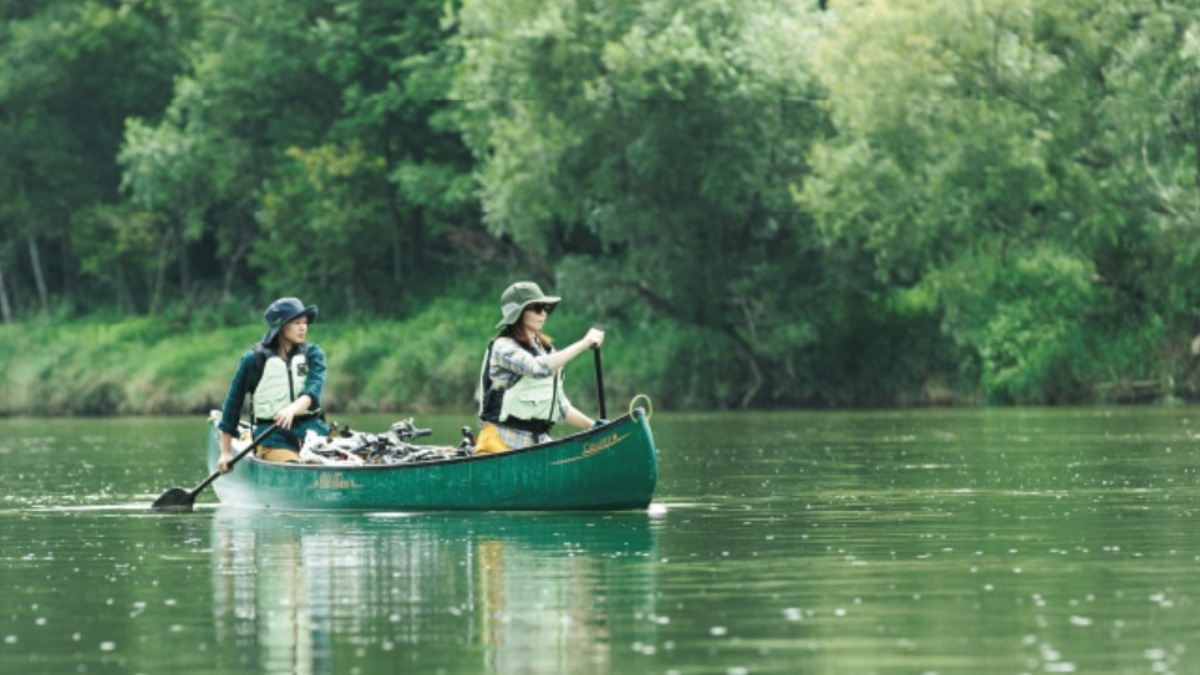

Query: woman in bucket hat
[215,297,330,472]
[476,281,605,453]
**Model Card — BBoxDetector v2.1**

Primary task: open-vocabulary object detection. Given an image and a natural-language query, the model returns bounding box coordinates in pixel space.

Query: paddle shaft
[191,423,279,497]
[593,345,607,420]
[152,422,282,511]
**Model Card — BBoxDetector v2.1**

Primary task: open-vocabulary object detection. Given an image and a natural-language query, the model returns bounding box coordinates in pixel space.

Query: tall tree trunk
[0,259,13,323]
[27,234,49,314]
[149,229,172,315]
[393,224,404,286]
[60,233,77,312]
[223,237,251,303]
[381,126,405,287]
[115,265,138,315]
[177,220,192,299]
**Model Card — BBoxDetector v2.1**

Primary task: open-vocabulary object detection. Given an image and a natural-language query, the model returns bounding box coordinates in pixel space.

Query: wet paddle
[593,344,607,421]
[151,423,279,513]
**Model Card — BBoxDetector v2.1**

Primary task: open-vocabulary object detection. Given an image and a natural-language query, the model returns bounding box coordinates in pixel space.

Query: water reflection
[209,509,659,674]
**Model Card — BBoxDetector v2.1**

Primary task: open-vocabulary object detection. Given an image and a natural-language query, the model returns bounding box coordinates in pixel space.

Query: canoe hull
[206,410,658,511]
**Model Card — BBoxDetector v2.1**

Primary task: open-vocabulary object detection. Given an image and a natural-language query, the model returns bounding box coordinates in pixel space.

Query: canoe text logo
[553,432,629,465]
[309,472,362,490]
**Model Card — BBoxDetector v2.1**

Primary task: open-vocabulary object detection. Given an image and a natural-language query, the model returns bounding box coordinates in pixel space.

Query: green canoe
[205,409,658,511]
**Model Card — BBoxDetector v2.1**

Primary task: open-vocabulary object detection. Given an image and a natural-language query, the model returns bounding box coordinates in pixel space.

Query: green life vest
[252,350,308,421]
[479,338,563,434]
[498,368,563,426]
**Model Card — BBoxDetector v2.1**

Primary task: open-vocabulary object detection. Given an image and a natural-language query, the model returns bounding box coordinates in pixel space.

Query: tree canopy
[3,0,1200,408]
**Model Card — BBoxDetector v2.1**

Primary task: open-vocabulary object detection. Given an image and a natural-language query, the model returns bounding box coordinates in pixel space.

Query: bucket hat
[261,297,318,345]
[495,282,560,329]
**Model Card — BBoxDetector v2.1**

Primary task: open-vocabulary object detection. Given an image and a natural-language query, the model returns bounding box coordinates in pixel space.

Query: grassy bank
[0,298,664,418]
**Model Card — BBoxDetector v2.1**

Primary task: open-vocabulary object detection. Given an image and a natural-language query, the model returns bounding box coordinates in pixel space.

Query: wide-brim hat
[495,281,561,329]
[261,297,319,345]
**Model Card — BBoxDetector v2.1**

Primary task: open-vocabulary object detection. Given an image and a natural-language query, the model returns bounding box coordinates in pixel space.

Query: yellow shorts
[474,423,511,455]
[256,446,301,463]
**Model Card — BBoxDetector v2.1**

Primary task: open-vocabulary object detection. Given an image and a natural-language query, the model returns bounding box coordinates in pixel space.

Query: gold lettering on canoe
[552,432,630,465]
[308,472,362,490]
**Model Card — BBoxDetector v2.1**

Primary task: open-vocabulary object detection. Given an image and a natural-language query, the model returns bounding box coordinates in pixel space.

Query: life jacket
[479,338,562,434]
[251,344,309,423]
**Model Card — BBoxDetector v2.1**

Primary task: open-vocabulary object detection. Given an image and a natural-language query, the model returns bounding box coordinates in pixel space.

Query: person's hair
[501,314,554,348]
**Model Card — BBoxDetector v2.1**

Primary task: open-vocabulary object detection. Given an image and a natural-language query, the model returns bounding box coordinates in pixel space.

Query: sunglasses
[527,303,555,315]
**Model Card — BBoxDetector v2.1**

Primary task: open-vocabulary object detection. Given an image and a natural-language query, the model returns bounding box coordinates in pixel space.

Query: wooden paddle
[593,344,607,421]
[151,423,279,512]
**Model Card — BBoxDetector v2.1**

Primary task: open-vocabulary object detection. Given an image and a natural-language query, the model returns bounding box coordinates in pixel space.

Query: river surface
[0,407,1197,674]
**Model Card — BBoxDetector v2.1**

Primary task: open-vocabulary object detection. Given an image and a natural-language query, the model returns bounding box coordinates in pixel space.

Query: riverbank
[0,298,643,417]
[5,305,1187,416]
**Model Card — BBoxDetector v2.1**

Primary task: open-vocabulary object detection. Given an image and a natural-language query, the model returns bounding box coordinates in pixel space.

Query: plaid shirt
[479,336,573,449]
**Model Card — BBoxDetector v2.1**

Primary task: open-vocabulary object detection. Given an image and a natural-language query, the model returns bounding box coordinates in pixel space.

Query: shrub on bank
[0,298,648,417]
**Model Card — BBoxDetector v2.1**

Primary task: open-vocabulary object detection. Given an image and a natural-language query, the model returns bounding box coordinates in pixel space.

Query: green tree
[261,0,478,309]
[0,0,183,316]
[119,0,477,315]
[453,0,835,407]
[119,0,343,312]
[802,0,1200,402]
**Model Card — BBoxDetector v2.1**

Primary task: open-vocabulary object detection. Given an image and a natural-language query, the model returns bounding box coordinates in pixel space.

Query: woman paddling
[216,297,330,472]
[476,281,605,453]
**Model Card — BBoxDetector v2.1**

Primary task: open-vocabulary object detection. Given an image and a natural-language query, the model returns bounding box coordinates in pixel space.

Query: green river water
[0,407,1197,674]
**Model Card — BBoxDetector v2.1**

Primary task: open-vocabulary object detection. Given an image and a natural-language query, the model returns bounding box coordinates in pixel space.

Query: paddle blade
[151,487,196,513]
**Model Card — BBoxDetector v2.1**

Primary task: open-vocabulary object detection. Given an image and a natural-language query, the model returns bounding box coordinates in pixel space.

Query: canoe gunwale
[212,408,648,474]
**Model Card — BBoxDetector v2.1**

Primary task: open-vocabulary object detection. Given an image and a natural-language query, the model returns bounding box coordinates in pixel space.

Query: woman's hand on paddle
[569,328,604,364]
[218,432,235,474]
[547,328,606,371]
[583,328,605,349]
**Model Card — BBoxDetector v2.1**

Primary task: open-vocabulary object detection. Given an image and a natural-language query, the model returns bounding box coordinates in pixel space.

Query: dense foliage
[2,0,1199,411]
